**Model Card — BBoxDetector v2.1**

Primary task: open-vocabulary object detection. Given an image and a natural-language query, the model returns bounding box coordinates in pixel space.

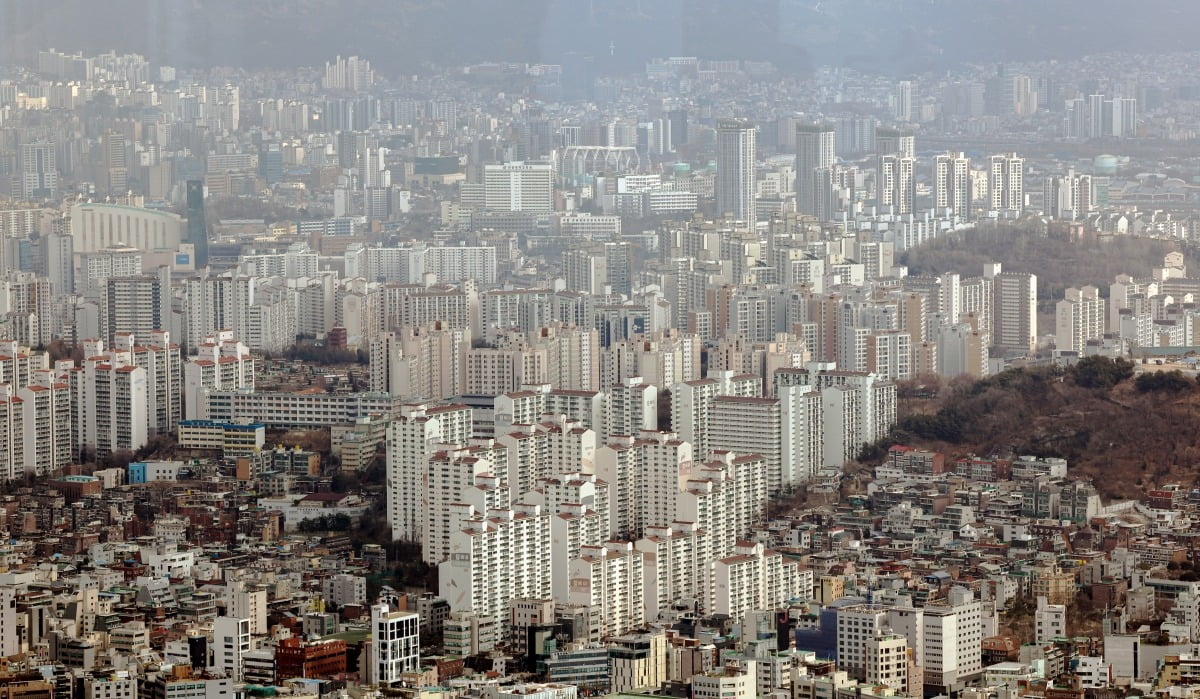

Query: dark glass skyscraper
[186,180,208,268]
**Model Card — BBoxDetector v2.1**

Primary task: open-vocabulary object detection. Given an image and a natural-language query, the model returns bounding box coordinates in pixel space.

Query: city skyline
[1,5,1200,699]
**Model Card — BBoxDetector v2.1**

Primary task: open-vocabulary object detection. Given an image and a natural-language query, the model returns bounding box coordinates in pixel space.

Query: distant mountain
[1,0,1196,76]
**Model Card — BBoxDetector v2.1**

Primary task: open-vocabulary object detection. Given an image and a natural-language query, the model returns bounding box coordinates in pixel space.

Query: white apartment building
[548,501,609,601]
[183,274,296,354]
[988,153,1024,213]
[1056,286,1105,353]
[383,283,471,334]
[0,272,52,347]
[15,379,72,478]
[81,245,142,295]
[238,244,319,279]
[498,415,597,498]
[595,430,691,538]
[534,325,601,392]
[709,396,785,491]
[494,386,607,438]
[387,403,473,542]
[0,351,66,481]
[715,119,757,223]
[991,270,1038,354]
[671,372,761,458]
[438,503,551,626]
[836,604,892,680]
[370,324,470,400]
[606,376,658,441]
[938,323,988,378]
[345,242,498,285]
[866,331,912,381]
[424,445,505,565]
[602,332,702,391]
[69,359,148,457]
[103,274,168,347]
[636,521,711,621]
[675,452,768,563]
[568,541,646,639]
[183,331,253,420]
[463,345,548,396]
[82,331,182,436]
[933,152,972,218]
[711,542,798,621]
[204,388,400,429]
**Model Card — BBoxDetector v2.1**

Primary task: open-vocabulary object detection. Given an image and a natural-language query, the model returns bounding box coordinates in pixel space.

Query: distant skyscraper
[103,131,128,194]
[336,131,358,169]
[1064,98,1086,138]
[637,121,664,160]
[259,142,283,185]
[1043,168,1093,220]
[933,152,972,217]
[359,146,386,190]
[988,153,1023,212]
[834,116,878,155]
[322,55,373,92]
[20,141,56,200]
[1012,75,1038,116]
[1088,94,1106,138]
[985,66,1015,116]
[186,180,209,268]
[715,119,757,223]
[561,52,596,102]
[795,123,835,218]
[875,128,915,159]
[668,109,689,146]
[893,81,914,122]
[1112,97,1138,138]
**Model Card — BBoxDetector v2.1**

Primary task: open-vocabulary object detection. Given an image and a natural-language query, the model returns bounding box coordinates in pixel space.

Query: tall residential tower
[715,119,757,223]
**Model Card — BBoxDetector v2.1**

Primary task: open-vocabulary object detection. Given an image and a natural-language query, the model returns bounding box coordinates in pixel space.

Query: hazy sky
[1,0,1197,76]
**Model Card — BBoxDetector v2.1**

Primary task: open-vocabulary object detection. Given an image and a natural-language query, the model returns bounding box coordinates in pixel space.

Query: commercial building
[484,162,555,213]
[368,598,420,685]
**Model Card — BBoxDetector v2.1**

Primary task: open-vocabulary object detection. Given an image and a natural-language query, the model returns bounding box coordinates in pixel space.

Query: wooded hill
[880,357,1200,501]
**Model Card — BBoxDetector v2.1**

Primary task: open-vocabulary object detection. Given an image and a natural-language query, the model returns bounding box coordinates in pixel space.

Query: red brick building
[275,637,347,680]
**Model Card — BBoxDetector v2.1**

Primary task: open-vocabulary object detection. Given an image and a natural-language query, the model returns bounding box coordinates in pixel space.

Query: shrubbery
[1071,356,1134,389]
[1135,370,1194,393]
